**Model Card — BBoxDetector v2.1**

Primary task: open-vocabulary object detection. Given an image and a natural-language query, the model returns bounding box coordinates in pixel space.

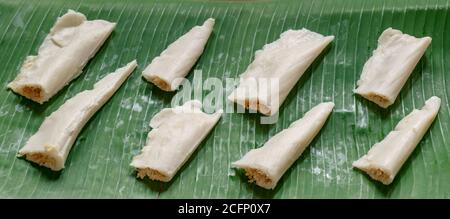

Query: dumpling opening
[22,85,44,103]
[148,75,172,91]
[136,167,170,182]
[25,153,58,171]
[243,167,274,189]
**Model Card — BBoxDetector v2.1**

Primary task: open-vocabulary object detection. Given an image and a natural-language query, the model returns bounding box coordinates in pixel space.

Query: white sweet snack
[228,28,334,116]
[18,60,137,171]
[232,102,334,189]
[354,28,432,108]
[130,100,222,182]
[8,10,116,104]
[353,96,441,185]
[142,18,215,91]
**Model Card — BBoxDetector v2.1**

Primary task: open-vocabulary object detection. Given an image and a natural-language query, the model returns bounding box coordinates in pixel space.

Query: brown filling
[136,168,168,182]
[367,168,391,185]
[22,86,43,101]
[243,99,271,115]
[149,76,171,91]
[26,153,56,169]
[244,167,273,188]
[366,93,390,107]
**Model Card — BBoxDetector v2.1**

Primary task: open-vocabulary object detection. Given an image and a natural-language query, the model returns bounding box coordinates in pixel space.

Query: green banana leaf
[0,0,449,198]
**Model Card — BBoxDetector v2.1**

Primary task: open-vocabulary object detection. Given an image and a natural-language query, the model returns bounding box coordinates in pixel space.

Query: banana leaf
[0,0,449,198]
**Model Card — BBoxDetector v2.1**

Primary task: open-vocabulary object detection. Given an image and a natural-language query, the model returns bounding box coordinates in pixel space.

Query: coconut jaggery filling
[25,153,57,170]
[22,85,43,101]
[136,168,169,182]
[365,93,391,108]
[149,76,171,91]
[244,167,273,188]
[243,99,272,116]
[366,168,392,185]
